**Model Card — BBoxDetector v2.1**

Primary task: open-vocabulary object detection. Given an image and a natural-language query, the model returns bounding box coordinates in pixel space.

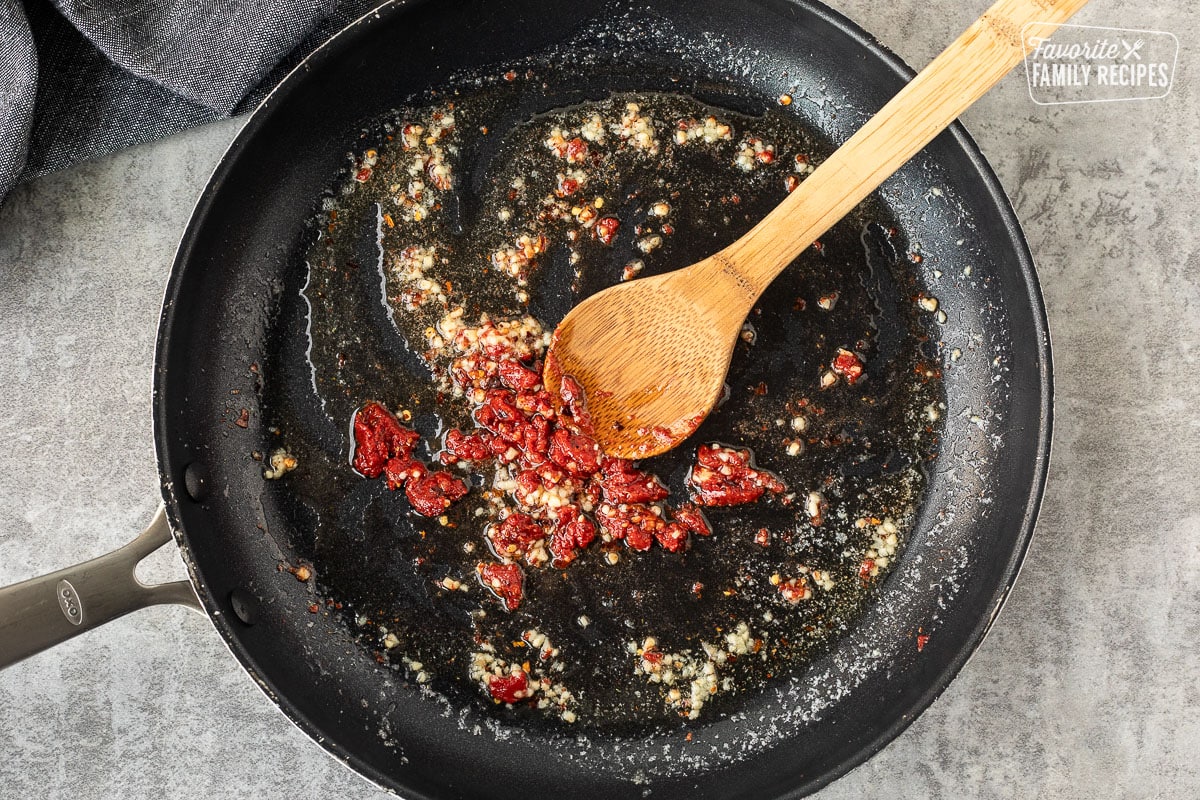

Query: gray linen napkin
[0,0,386,203]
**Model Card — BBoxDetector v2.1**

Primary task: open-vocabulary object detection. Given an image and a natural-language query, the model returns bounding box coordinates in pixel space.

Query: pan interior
[156,1,1048,798]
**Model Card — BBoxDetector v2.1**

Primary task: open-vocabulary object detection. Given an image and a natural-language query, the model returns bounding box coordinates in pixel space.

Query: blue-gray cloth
[0,0,385,204]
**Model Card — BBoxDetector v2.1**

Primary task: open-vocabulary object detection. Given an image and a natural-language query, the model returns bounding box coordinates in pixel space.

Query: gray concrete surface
[1,2,1197,798]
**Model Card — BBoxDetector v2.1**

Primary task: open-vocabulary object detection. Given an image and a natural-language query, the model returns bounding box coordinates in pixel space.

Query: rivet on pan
[229,589,258,626]
[183,462,210,501]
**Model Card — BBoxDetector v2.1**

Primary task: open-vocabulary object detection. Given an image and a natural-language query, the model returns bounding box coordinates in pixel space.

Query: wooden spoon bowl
[545,0,1088,459]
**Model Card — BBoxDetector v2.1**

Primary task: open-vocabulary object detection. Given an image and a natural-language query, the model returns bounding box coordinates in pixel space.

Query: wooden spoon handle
[722,0,1088,291]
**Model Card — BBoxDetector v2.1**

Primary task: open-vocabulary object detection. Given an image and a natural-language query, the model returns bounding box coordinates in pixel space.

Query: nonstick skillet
[0,0,1051,797]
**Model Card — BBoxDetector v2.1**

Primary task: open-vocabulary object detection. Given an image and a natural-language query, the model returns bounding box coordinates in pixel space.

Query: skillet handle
[0,506,202,670]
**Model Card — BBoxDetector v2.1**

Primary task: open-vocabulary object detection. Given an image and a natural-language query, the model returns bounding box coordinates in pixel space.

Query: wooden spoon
[544,0,1087,459]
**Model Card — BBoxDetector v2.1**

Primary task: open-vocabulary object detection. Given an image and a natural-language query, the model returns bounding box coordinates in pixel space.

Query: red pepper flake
[859,558,875,580]
[555,174,580,197]
[779,577,812,603]
[831,348,865,385]
[564,137,589,164]
[354,167,372,183]
[593,216,620,245]
[784,175,800,193]
[307,602,319,614]
[754,528,770,547]
[916,634,930,652]
[234,408,250,428]
[488,672,530,703]
[477,562,524,611]
[503,70,517,82]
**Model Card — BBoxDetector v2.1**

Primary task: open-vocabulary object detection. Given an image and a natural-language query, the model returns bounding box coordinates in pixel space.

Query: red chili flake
[688,443,786,507]
[503,70,518,82]
[691,581,704,598]
[784,175,800,193]
[859,558,876,580]
[661,224,675,236]
[916,634,930,652]
[234,408,250,428]
[478,562,524,611]
[831,348,865,385]
[593,216,620,245]
[779,577,812,603]
[354,167,372,183]
[405,471,469,516]
[555,174,580,197]
[487,512,546,561]
[307,603,320,614]
[488,672,530,703]
[754,528,770,547]
[564,138,589,164]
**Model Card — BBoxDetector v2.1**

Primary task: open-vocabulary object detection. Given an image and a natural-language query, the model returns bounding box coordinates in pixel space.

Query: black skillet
[0,0,1051,797]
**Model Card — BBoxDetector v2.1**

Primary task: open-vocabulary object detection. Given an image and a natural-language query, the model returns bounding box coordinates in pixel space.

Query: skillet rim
[153,0,1054,796]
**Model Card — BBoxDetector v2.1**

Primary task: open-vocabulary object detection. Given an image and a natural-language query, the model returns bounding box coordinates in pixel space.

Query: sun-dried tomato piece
[548,506,597,568]
[497,358,542,391]
[488,512,545,561]
[352,402,420,478]
[548,427,601,477]
[653,520,689,553]
[518,413,552,461]
[831,348,865,384]
[441,429,495,463]
[596,502,683,553]
[672,503,711,537]
[478,562,524,611]
[688,443,786,507]
[552,372,595,435]
[488,672,531,704]
[475,389,524,439]
[599,459,669,504]
[514,389,554,417]
[405,470,469,516]
[593,216,620,245]
[384,457,426,490]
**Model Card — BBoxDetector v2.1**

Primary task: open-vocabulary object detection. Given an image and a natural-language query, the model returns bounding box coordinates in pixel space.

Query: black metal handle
[0,506,201,669]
